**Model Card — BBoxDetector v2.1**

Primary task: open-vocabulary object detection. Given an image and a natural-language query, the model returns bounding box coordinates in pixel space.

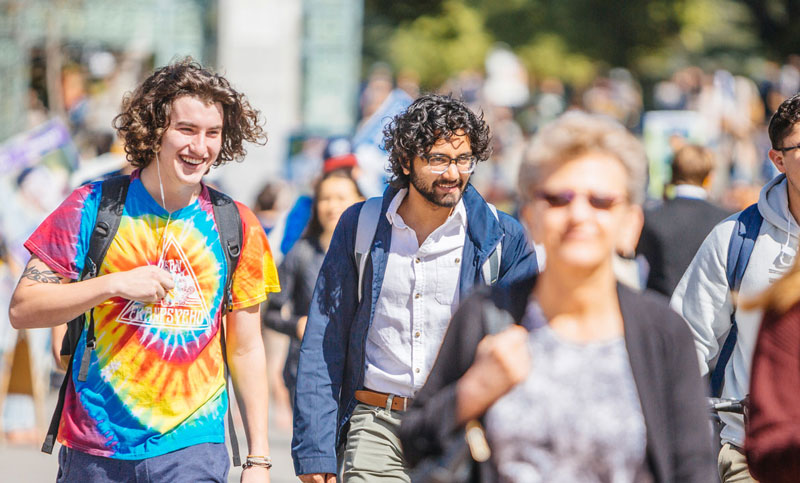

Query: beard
[408,165,466,208]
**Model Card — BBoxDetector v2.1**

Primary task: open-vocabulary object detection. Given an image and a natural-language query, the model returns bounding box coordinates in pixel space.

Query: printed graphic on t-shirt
[117,233,211,330]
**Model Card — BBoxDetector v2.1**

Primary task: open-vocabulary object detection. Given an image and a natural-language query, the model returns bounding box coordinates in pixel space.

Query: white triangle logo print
[118,233,211,330]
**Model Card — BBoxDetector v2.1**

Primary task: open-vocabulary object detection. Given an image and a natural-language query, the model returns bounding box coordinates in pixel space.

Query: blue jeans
[56,442,230,482]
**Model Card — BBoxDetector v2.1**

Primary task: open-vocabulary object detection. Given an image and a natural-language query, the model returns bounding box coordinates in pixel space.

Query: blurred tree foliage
[387,1,492,88]
[363,0,791,89]
[739,0,800,59]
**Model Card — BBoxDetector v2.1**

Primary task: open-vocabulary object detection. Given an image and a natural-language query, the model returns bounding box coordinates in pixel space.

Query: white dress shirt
[363,189,467,398]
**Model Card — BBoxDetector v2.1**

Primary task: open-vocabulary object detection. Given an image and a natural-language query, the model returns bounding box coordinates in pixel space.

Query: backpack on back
[43,175,246,465]
[712,203,763,398]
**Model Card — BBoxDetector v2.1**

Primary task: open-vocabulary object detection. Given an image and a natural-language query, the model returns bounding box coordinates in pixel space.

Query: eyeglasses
[422,153,476,174]
[534,190,625,210]
[776,143,800,152]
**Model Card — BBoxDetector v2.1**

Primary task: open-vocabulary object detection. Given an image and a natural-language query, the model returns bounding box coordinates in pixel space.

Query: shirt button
[415,368,420,374]
[415,331,421,338]
[455,257,460,263]
[415,257,421,263]
[414,293,421,299]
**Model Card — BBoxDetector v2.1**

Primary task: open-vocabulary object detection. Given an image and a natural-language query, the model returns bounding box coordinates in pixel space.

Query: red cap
[323,153,358,174]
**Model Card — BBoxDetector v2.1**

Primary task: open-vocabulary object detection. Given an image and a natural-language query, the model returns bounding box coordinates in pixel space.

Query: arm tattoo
[21,266,62,283]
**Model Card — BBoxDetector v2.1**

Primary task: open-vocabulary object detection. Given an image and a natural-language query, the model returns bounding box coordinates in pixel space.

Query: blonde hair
[518,111,648,205]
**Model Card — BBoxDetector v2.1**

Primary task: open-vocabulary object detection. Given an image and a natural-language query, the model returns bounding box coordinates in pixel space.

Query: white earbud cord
[154,153,172,270]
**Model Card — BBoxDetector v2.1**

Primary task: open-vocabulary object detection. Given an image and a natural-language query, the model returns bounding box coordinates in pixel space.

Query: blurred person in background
[253,179,294,430]
[254,180,292,237]
[743,257,800,483]
[637,144,730,297]
[671,92,800,483]
[0,234,41,446]
[280,143,360,257]
[291,94,538,483]
[400,111,714,482]
[359,63,394,123]
[262,169,364,407]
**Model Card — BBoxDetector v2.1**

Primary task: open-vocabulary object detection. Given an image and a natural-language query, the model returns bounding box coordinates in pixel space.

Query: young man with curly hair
[292,94,538,482]
[9,59,279,482]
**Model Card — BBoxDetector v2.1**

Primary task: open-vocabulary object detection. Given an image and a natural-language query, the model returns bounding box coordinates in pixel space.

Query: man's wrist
[242,455,272,470]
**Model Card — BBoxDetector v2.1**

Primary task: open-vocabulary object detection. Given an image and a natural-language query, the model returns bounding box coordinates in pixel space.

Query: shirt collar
[385,188,467,228]
[673,184,708,200]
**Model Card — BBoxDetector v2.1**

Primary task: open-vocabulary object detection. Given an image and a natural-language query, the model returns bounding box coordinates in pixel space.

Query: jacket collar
[380,183,502,259]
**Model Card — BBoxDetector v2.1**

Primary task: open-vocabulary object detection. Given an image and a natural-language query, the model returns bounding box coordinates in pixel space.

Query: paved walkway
[0,391,297,482]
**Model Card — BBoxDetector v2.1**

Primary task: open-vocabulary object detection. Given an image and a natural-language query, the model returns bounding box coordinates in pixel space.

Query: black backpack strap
[42,350,74,454]
[711,203,762,397]
[79,175,130,381]
[208,186,244,466]
[42,175,129,454]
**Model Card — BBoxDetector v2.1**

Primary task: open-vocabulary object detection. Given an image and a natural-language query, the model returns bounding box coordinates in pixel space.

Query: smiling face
[523,152,642,273]
[404,132,472,208]
[154,95,223,191]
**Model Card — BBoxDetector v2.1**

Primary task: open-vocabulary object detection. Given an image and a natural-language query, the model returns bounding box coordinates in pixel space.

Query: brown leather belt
[355,389,412,411]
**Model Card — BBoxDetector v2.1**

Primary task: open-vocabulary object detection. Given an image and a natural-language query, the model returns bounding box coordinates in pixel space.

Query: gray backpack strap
[355,197,382,303]
[481,204,502,286]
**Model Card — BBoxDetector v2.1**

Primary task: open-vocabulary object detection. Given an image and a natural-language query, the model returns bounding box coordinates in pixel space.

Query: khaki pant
[718,443,758,482]
[342,403,410,482]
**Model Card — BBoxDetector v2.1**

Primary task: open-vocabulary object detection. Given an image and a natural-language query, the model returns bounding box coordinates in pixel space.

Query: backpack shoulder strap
[42,175,129,454]
[711,203,762,397]
[481,204,502,286]
[355,197,382,303]
[83,175,131,279]
[207,186,244,467]
[76,175,131,381]
[208,187,243,309]
[725,203,762,292]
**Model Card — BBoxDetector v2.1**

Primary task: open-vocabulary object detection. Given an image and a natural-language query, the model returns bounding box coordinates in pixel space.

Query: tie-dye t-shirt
[24,172,280,459]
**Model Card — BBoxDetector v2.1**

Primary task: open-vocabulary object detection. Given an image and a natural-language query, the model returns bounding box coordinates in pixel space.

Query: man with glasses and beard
[292,94,538,482]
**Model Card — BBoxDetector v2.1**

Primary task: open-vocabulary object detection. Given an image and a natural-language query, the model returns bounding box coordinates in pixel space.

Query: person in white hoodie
[671,93,800,483]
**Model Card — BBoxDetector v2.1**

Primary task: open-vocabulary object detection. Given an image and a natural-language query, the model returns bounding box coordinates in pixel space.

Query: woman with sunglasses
[399,111,714,482]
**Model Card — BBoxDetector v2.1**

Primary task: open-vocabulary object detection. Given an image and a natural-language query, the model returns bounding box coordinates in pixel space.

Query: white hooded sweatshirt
[671,174,798,448]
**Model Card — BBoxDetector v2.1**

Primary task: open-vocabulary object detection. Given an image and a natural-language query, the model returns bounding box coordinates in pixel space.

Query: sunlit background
[0,0,798,479]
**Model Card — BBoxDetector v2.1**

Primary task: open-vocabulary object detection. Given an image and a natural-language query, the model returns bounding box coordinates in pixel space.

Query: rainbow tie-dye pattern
[25,173,279,459]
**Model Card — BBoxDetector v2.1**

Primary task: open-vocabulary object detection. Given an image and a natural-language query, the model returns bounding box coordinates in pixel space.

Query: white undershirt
[674,184,708,200]
[363,189,467,397]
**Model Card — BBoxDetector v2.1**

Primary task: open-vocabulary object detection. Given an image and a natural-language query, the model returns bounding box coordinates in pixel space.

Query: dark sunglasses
[534,190,625,210]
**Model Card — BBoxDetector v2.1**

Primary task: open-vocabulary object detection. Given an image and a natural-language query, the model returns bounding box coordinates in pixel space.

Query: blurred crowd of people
[3,45,800,483]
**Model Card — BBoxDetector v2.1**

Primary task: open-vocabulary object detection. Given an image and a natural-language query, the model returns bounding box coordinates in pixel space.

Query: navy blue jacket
[291,184,538,475]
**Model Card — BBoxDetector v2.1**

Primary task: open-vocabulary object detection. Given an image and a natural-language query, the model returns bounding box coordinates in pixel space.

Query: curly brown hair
[383,94,491,189]
[113,58,266,168]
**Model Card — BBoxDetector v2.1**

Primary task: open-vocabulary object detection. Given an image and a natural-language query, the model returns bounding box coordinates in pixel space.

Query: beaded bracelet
[242,455,273,470]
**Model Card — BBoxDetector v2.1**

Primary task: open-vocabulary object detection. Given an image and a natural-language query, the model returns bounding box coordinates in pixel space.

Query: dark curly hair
[113,57,266,168]
[383,94,491,189]
[769,92,800,149]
